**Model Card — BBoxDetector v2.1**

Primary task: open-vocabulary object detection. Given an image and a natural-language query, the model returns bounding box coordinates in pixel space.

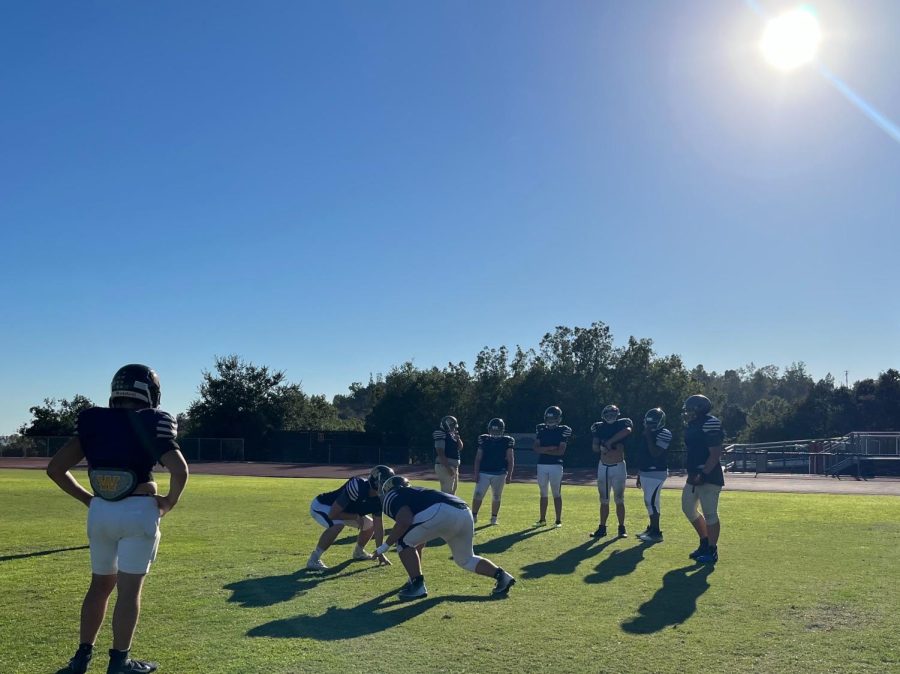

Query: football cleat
[306,557,328,570]
[637,529,664,543]
[554,520,562,528]
[533,519,547,528]
[590,524,607,539]
[618,524,627,538]
[352,548,373,560]
[492,570,516,596]
[398,577,428,600]
[65,646,93,674]
[695,546,718,564]
[106,653,158,674]
[688,540,710,560]
[490,516,498,526]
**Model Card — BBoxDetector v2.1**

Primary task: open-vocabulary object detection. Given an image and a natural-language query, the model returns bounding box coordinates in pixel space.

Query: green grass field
[1,469,898,674]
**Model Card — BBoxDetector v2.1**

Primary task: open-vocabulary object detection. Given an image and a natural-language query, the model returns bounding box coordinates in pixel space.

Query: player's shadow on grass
[583,541,651,584]
[224,559,376,608]
[620,563,715,634]
[520,538,615,579]
[0,545,89,563]
[248,590,490,640]
[474,527,551,555]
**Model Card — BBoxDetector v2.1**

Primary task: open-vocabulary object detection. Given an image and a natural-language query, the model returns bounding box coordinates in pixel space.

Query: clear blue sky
[2,1,898,433]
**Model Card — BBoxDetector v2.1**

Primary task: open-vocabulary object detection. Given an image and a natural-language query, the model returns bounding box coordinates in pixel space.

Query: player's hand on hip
[155,494,175,517]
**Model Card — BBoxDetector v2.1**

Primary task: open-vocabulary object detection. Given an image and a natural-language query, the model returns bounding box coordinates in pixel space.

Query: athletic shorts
[597,461,627,504]
[536,464,563,497]
[435,462,460,494]
[639,471,667,516]
[474,472,507,501]
[400,503,474,562]
[309,498,371,530]
[87,496,160,575]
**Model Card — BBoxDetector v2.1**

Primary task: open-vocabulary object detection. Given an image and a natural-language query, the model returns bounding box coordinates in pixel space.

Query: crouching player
[306,465,395,570]
[471,418,515,525]
[636,408,672,543]
[376,476,516,599]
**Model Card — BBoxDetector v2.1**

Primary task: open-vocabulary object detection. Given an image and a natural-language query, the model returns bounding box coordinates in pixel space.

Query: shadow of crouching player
[247,590,491,640]
[621,563,715,634]
[224,559,375,608]
[583,540,652,585]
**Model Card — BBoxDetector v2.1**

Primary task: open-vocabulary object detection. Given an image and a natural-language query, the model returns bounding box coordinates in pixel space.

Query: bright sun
[760,7,822,71]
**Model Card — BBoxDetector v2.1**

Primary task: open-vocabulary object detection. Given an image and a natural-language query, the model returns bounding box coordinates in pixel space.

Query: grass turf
[0,468,898,673]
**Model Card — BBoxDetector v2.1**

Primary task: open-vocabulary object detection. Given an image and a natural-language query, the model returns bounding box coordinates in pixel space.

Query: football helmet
[368,465,395,492]
[440,415,458,433]
[110,364,161,408]
[544,406,562,427]
[601,404,620,424]
[380,474,410,499]
[487,418,505,437]
[643,408,666,432]
[682,395,712,423]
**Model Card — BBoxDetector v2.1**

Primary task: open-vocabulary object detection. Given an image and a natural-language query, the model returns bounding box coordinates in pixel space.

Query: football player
[433,415,463,494]
[635,408,673,543]
[375,475,515,599]
[533,406,572,528]
[471,418,515,525]
[306,465,395,569]
[47,364,189,674]
[680,395,725,564]
[590,404,633,538]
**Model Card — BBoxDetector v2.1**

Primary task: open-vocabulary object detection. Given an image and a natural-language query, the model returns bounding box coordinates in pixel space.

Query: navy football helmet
[544,406,562,427]
[380,474,410,499]
[601,404,620,424]
[682,395,712,423]
[110,364,161,408]
[487,418,506,436]
[643,408,666,432]
[440,416,458,433]
[368,465,395,492]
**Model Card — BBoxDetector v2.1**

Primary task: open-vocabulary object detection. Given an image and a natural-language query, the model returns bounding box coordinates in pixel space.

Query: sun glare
[760,7,822,71]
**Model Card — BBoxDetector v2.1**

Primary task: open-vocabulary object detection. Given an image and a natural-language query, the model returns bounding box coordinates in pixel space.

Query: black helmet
[643,408,666,431]
[544,406,562,426]
[110,364,161,408]
[440,415,458,433]
[487,418,505,436]
[368,465,395,492]
[682,395,712,423]
[380,474,410,499]
[601,404,620,424]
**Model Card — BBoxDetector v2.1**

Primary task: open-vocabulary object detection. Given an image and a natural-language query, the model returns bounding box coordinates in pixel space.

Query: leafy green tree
[19,395,94,436]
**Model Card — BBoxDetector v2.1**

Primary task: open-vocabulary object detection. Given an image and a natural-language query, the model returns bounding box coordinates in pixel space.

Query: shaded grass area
[1,469,898,673]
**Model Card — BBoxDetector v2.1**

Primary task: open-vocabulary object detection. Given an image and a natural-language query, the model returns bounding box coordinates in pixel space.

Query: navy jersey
[535,424,572,465]
[382,486,468,520]
[433,429,462,462]
[76,407,179,483]
[317,476,382,517]
[590,418,634,445]
[477,434,514,473]
[685,415,725,486]
[636,428,673,472]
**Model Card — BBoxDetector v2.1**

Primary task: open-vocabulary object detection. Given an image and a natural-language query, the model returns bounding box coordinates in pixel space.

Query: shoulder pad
[590,421,601,433]
[141,409,177,439]
[505,435,516,448]
[432,430,446,440]
[561,425,572,437]
[536,423,547,432]
[702,416,722,431]
[620,418,633,428]
[658,428,673,440]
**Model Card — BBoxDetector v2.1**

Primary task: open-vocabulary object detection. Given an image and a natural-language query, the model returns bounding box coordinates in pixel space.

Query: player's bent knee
[360,516,374,532]
[457,554,484,572]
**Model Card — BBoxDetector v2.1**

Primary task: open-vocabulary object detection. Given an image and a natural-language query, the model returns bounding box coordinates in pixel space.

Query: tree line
[15,322,900,459]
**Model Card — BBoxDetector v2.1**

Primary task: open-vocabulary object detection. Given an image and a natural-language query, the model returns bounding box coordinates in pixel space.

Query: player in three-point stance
[635,408,673,543]
[533,406,571,528]
[681,394,725,564]
[590,404,633,539]
[306,465,395,570]
[376,476,515,599]
[47,364,189,674]
[433,415,463,494]
[471,418,515,526]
